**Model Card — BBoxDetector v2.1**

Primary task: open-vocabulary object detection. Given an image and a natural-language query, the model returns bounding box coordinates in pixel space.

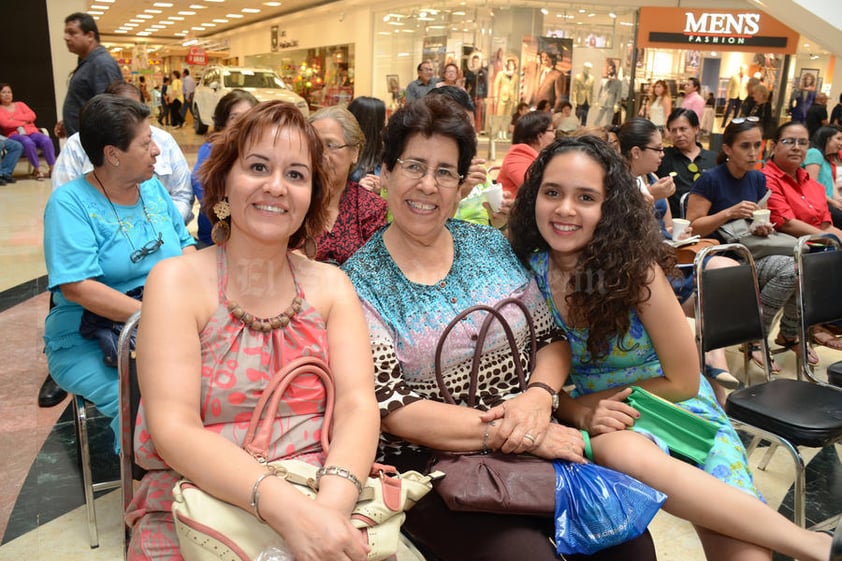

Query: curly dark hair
[199,101,329,251]
[382,95,476,181]
[509,136,675,359]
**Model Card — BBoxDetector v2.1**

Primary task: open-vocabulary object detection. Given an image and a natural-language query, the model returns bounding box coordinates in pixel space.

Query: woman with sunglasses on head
[656,108,718,219]
[686,119,811,371]
[308,105,387,265]
[43,94,196,448]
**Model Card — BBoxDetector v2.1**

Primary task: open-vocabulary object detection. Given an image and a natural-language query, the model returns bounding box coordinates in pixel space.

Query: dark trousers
[721,98,742,126]
[576,103,590,125]
[390,451,658,561]
[169,99,183,127]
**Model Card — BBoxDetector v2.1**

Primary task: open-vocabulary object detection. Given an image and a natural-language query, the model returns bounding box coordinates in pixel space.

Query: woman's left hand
[358,174,381,193]
[479,391,553,454]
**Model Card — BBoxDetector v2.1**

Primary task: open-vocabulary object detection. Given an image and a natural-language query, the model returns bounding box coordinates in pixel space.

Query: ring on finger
[523,433,536,443]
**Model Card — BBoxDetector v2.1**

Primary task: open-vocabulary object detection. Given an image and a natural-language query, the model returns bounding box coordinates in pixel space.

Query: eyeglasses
[687,162,701,181]
[324,142,352,152]
[130,233,164,263]
[642,146,665,153]
[779,138,810,146]
[730,116,760,124]
[395,158,462,188]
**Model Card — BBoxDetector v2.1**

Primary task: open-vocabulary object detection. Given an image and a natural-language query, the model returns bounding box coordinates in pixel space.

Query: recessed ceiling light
[130,18,144,22]
[98,0,115,3]
[242,8,260,13]
[158,20,174,25]
[90,4,110,9]
[212,18,228,23]
[226,13,244,18]
[115,29,128,33]
[153,2,173,6]
[168,16,184,20]
[145,9,162,14]
[136,14,153,19]
[88,11,104,15]
[191,26,206,30]
[205,0,226,2]
[123,23,139,27]
[178,11,196,15]
[264,1,281,5]
[190,4,207,9]
[202,22,216,26]
[175,31,187,36]
[137,31,152,36]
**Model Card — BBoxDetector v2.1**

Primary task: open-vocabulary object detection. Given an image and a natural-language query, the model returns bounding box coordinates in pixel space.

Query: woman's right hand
[579,387,638,436]
[727,200,759,221]
[647,176,675,201]
[276,499,371,561]
[531,423,587,464]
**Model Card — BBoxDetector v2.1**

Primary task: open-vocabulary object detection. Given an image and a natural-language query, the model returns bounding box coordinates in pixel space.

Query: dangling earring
[211,198,231,244]
[303,236,317,259]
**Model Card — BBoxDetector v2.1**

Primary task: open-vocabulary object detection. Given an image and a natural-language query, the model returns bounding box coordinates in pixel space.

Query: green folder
[625,386,719,465]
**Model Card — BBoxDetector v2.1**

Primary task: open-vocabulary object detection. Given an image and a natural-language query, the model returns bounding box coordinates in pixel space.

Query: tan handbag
[171,356,437,561]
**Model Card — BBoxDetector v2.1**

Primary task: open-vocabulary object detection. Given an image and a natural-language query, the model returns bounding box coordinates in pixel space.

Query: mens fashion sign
[637,8,799,54]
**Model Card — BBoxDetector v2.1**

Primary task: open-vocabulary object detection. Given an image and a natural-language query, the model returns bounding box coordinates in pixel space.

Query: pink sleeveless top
[126,246,330,538]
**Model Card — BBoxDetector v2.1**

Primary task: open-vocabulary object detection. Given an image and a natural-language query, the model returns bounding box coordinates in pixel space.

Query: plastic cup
[483,183,504,212]
[752,209,770,226]
[672,218,691,241]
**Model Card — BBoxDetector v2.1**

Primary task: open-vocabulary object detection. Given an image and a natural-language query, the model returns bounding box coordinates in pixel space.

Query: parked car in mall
[192,65,309,134]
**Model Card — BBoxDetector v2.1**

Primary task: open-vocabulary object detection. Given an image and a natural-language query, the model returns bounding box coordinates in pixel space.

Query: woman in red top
[309,105,387,265]
[0,83,56,180]
[497,111,555,198]
[763,121,842,239]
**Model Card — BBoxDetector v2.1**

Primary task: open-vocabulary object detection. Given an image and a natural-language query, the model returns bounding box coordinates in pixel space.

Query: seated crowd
[40,77,842,561]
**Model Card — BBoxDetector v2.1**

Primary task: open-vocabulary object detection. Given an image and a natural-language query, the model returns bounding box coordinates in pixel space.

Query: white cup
[752,209,771,226]
[483,183,504,213]
[672,218,691,241]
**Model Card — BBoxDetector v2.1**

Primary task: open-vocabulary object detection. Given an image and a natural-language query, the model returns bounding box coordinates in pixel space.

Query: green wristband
[580,429,593,461]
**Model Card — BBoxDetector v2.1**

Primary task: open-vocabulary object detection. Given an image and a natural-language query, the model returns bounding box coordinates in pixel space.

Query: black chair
[694,243,842,528]
[118,310,144,558]
[795,234,842,383]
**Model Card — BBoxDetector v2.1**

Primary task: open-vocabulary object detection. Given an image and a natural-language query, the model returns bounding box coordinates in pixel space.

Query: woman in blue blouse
[43,94,195,446]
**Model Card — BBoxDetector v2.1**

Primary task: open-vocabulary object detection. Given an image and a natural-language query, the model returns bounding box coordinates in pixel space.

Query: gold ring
[523,433,536,443]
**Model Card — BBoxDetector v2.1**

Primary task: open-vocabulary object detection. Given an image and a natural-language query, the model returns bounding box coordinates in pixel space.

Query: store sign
[187,46,208,66]
[637,8,799,54]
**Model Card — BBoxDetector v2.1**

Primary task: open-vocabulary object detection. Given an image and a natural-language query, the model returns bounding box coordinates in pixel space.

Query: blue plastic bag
[552,460,667,555]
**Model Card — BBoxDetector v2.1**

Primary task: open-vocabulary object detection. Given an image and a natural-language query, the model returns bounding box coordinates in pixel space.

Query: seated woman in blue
[43,94,195,446]
[508,135,836,561]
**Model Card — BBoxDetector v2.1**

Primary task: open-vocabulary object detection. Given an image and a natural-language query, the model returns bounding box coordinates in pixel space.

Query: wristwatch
[527,382,559,412]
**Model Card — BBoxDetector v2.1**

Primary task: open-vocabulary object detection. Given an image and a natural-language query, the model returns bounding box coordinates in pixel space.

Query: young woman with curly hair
[507,135,839,561]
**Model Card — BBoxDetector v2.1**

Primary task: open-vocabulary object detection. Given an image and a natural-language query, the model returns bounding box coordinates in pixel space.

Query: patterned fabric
[315,181,387,265]
[529,250,761,498]
[126,246,330,561]
[342,220,566,459]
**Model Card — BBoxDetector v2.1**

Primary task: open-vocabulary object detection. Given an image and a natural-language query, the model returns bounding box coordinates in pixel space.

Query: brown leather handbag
[428,298,557,516]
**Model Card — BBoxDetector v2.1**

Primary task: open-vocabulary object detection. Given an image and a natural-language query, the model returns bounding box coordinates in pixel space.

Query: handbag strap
[433,297,536,408]
[243,356,335,461]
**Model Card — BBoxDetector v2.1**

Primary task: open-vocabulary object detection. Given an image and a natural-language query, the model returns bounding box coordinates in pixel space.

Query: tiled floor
[0,122,839,561]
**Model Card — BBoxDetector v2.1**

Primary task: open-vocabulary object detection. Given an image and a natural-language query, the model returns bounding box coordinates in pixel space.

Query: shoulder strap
[243,356,334,461]
[433,297,535,408]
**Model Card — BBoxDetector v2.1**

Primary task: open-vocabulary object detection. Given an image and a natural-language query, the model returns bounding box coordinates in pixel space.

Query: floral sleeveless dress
[529,251,760,498]
[126,246,331,561]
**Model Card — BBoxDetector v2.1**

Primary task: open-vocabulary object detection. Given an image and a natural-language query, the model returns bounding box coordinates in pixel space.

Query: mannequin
[721,64,748,127]
[572,62,595,125]
[595,61,622,126]
[493,57,519,140]
[464,52,488,131]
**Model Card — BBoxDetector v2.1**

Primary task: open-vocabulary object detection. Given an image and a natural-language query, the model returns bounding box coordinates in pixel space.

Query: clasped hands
[479,391,587,464]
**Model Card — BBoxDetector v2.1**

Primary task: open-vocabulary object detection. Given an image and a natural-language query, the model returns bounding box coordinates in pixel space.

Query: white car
[192,65,309,134]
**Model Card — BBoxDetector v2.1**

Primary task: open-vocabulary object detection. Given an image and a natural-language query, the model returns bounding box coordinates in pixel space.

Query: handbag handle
[243,356,335,461]
[433,297,536,408]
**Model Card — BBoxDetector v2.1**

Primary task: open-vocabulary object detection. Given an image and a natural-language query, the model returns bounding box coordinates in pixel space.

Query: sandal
[774,334,819,366]
[811,325,842,351]
[742,342,782,373]
[703,365,742,390]
[33,170,46,181]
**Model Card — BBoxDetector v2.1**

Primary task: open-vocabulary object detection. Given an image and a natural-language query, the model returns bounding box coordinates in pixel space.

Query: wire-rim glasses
[395,158,463,188]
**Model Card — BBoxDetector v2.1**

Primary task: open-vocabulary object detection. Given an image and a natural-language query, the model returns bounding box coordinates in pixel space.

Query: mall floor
[0,119,839,561]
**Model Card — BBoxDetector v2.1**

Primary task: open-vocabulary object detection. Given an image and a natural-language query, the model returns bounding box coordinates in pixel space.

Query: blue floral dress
[530,251,760,498]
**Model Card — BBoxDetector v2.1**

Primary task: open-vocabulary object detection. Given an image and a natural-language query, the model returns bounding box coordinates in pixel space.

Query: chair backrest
[795,233,842,381]
[694,243,771,380]
[118,311,143,533]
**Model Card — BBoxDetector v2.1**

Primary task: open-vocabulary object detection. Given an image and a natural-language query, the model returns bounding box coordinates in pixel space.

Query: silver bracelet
[482,420,497,453]
[249,471,275,523]
[315,465,364,495]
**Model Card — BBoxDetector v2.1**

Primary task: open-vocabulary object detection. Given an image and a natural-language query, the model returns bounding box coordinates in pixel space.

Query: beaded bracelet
[249,471,275,523]
[481,420,497,452]
[315,465,364,495]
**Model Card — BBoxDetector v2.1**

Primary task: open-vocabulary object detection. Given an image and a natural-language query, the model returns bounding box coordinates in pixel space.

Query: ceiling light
[264,1,282,5]
[578,8,586,13]
[226,13,243,18]
[453,11,465,15]
[150,25,165,29]
[153,2,173,6]
[123,22,139,27]
[191,26,206,30]
[90,4,110,9]
[540,8,548,15]
[205,0,226,2]
[88,11,104,15]
[137,31,151,36]
[98,0,115,3]
[115,29,128,33]
[202,22,216,26]
[158,20,174,25]
[136,14,153,19]
[129,18,144,22]
[242,8,261,13]
[588,13,596,17]
[145,9,162,14]
[190,5,207,9]
[175,32,187,36]
[168,16,184,20]
[212,18,228,23]
[609,12,617,18]
[183,39,198,46]
[178,11,196,15]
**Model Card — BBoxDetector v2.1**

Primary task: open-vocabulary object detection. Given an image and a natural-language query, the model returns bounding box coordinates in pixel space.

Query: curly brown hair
[509,136,676,359]
[199,101,329,251]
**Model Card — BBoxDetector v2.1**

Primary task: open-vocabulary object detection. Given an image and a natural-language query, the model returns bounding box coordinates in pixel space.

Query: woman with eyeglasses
[308,105,387,265]
[497,110,555,198]
[342,96,658,561]
[686,119,811,371]
[656,108,718,218]
[43,94,195,447]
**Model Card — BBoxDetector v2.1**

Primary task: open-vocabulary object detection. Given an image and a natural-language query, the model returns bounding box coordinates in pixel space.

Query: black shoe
[0,177,6,186]
[4,175,16,183]
[38,374,67,408]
